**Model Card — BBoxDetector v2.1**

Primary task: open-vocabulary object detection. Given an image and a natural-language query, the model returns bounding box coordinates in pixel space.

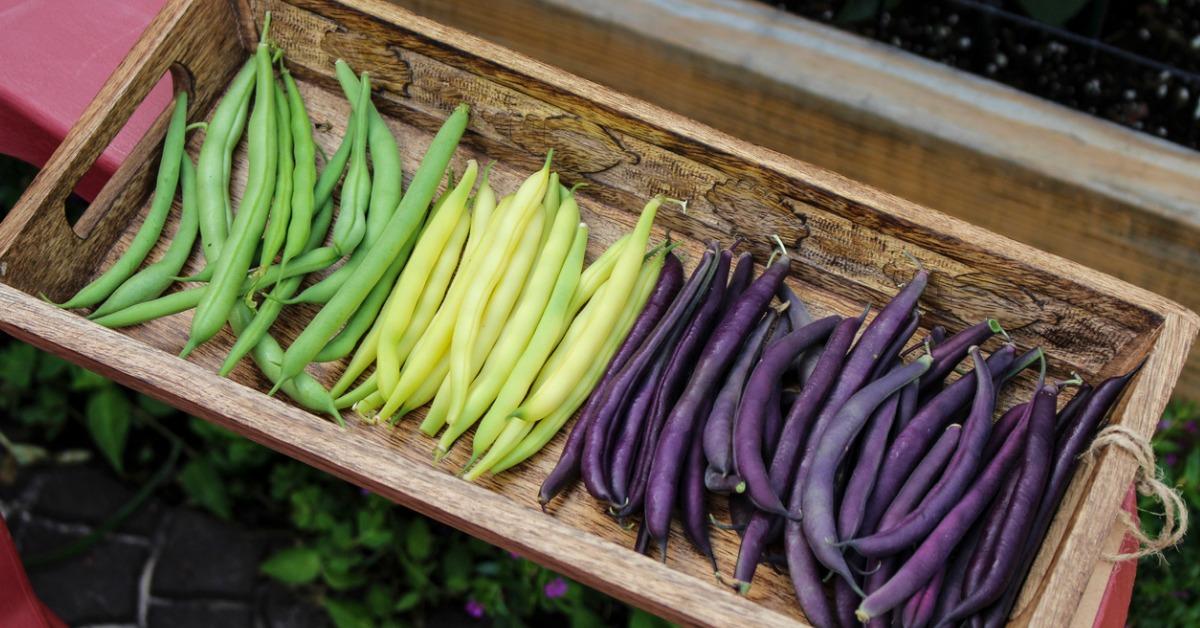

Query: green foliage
[85,387,131,472]
[1017,0,1092,27]
[1129,401,1200,626]
[262,546,323,584]
[836,0,901,24]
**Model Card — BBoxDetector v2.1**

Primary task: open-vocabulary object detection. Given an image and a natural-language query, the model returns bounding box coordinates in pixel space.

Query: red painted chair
[0,0,1144,625]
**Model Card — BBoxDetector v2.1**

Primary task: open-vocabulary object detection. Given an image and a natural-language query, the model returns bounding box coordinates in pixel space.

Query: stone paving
[0,464,330,628]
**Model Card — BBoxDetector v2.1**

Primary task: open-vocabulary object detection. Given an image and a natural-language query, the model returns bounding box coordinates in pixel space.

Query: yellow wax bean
[465,250,662,478]
[374,162,478,399]
[436,194,581,449]
[331,186,463,398]
[460,224,588,456]
[443,158,551,432]
[376,196,518,419]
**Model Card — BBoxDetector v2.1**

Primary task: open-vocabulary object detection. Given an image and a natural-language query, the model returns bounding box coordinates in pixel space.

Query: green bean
[288,62,405,305]
[196,59,256,266]
[91,287,203,328]
[227,300,341,423]
[313,223,419,362]
[218,198,334,376]
[89,150,199,319]
[512,196,662,422]
[436,188,580,448]
[57,93,189,309]
[181,21,278,358]
[474,248,663,476]
[278,69,317,280]
[329,72,371,255]
[335,60,402,247]
[94,235,338,330]
[272,103,469,393]
[335,372,376,409]
[256,79,294,274]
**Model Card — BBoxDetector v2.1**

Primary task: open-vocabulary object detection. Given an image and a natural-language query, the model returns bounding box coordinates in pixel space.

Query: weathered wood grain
[385,0,1200,397]
[0,0,1195,625]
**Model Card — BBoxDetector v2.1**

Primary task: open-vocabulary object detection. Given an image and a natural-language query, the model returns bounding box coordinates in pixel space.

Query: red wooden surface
[0,1,1142,623]
[0,517,65,628]
[0,0,171,201]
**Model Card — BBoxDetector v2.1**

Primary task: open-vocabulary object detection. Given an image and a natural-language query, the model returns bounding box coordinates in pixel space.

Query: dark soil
[765,0,1200,151]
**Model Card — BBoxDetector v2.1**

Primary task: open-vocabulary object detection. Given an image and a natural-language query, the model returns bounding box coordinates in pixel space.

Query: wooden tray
[0,0,1194,625]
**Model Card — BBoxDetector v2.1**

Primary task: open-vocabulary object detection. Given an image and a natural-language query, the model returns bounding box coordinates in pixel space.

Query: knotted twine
[1081,424,1188,562]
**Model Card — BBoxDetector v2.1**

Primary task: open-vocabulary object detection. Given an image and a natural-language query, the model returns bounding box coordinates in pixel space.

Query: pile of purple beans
[539,240,1138,627]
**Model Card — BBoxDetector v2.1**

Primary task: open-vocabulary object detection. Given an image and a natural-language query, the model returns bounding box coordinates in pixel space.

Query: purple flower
[543,577,568,599]
[1173,589,1189,600]
[1157,419,1172,431]
[359,487,371,497]
[1165,453,1180,468]
[465,599,485,619]
[1185,420,1199,434]
[508,551,521,560]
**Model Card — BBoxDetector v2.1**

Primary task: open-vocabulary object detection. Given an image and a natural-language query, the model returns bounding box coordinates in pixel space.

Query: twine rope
[1082,424,1188,562]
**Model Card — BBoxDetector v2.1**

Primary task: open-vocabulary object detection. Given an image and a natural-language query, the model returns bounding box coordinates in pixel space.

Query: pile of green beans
[57,12,670,478]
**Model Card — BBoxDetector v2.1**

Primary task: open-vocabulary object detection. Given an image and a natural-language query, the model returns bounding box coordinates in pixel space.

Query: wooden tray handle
[0,0,246,299]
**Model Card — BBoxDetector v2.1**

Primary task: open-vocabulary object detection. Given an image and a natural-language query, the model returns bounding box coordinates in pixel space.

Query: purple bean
[580,250,702,504]
[869,309,919,381]
[1054,382,1093,436]
[963,452,1021,594]
[609,349,672,505]
[928,325,947,347]
[850,348,994,558]
[734,316,840,514]
[919,320,1001,394]
[681,426,716,571]
[799,271,928,480]
[785,481,838,627]
[645,251,789,545]
[855,399,1030,621]
[864,557,898,628]
[634,521,651,555]
[538,251,693,507]
[879,424,961,536]
[722,251,754,312]
[982,402,1028,466]
[703,311,777,480]
[730,315,864,590]
[944,383,1058,624]
[804,356,932,592]
[729,492,755,534]
[860,346,1014,535]
[778,282,813,332]
[615,249,732,519]
[759,315,795,459]
[838,388,901,540]
[907,569,945,628]
[896,379,918,431]
[931,524,981,622]
[704,467,745,494]
[733,514,773,586]
[982,365,1140,626]
[834,575,859,628]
